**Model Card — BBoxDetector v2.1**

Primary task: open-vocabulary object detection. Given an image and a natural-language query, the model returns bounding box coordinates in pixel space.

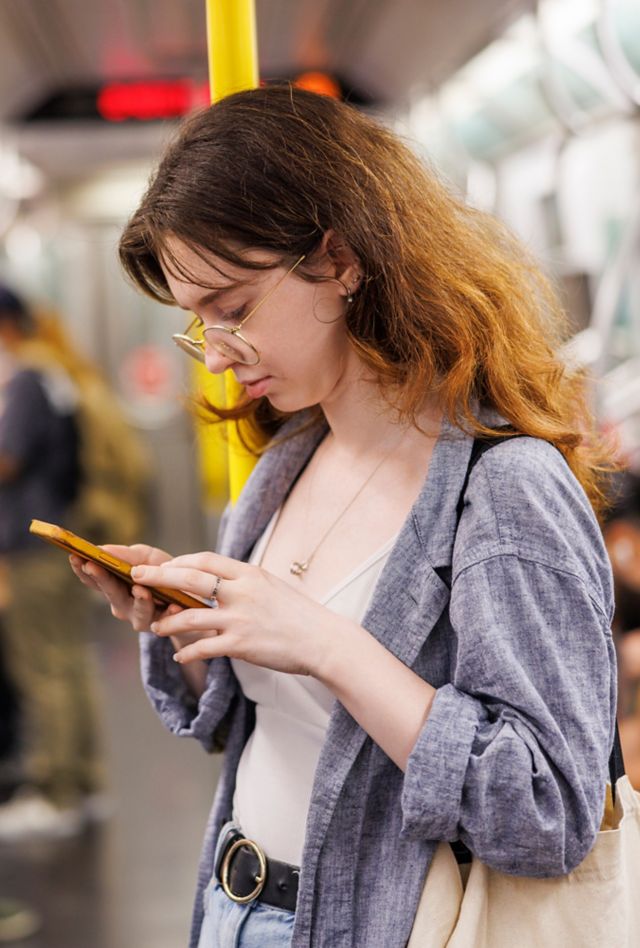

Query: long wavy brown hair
[119,85,614,515]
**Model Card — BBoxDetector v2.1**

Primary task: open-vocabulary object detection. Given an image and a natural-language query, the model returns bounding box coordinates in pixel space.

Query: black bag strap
[446,428,625,862]
[455,430,517,522]
[609,722,626,788]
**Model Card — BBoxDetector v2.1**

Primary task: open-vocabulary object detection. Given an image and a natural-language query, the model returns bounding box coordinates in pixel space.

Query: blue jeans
[197,823,295,948]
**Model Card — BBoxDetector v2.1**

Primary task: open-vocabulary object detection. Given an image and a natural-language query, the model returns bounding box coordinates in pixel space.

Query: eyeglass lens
[171,333,206,363]
[202,328,259,365]
[171,328,259,365]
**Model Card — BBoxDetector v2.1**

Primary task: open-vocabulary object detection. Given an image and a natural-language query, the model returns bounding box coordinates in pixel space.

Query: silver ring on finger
[210,574,222,603]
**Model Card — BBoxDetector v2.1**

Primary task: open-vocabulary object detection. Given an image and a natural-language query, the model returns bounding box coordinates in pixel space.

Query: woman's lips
[243,376,271,398]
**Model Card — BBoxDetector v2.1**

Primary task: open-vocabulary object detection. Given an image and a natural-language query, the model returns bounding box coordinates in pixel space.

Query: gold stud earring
[337,277,354,303]
[347,275,360,304]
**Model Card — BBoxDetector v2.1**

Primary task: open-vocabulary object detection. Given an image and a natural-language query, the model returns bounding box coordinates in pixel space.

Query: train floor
[0,607,221,948]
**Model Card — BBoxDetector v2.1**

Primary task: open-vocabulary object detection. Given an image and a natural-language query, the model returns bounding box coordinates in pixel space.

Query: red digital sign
[97,80,210,122]
[24,74,355,123]
[97,73,342,122]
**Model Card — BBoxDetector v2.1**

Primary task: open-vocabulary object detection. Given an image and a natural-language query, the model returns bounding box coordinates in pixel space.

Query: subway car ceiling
[0,0,532,180]
[1,0,639,182]
[0,0,528,116]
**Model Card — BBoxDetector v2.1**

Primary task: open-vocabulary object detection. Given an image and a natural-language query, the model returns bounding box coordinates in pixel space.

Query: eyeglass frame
[171,254,306,367]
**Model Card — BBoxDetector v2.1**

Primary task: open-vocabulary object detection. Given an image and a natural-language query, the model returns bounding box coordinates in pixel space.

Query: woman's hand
[69,543,180,633]
[130,550,438,771]
[129,552,344,676]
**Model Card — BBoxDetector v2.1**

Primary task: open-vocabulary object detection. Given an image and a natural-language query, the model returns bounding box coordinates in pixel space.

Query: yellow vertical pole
[206,0,258,100]
[204,0,260,503]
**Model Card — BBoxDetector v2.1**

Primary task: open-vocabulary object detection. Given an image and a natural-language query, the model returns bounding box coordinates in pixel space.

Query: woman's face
[160,236,359,413]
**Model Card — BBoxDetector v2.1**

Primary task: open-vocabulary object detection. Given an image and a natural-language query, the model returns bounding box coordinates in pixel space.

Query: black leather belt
[214,828,299,913]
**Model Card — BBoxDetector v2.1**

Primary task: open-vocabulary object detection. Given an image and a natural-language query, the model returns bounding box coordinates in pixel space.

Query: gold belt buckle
[221,837,267,904]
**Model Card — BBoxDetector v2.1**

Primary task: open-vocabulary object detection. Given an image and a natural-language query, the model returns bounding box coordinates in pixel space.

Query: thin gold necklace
[259,434,404,578]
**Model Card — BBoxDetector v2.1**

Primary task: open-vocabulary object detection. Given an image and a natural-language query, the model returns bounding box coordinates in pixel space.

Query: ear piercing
[347,274,361,304]
[337,274,362,304]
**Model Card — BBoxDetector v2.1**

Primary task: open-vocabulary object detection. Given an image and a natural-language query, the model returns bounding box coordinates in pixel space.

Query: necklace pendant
[290,560,309,577]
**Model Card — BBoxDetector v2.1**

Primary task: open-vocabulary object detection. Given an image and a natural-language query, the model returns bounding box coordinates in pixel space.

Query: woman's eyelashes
[189,299,248,328]
[224,303,247,322]
[209,301,247,323]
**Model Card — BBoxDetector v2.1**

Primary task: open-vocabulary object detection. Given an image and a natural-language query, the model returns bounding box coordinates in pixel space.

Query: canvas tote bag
[407,752,640,948]
[408,433,640,947]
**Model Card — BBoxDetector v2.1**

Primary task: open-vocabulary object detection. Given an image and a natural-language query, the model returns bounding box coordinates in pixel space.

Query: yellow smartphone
[29,519,210,611]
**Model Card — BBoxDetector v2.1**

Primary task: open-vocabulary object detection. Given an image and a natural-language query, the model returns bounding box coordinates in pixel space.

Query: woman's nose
[204,349,235,375]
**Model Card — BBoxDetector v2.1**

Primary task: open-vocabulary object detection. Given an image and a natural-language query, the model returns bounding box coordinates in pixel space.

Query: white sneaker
[0,898,41,942]
[0,791,84,842]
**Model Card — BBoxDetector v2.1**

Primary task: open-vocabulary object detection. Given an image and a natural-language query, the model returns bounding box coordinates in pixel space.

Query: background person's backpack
[72,374,150,545]
[19,324,150,546]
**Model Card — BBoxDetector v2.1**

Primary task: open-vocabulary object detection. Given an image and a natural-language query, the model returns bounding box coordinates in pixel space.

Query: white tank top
[231,507,396,866]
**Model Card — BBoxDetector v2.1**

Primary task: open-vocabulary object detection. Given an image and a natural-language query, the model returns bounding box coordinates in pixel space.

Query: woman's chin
[265,391,317,414]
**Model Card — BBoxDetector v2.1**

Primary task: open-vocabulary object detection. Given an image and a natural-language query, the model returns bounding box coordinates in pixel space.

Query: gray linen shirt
[140,412,617,948]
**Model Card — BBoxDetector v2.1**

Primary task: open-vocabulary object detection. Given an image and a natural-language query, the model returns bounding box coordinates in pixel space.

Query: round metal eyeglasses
[172,255,305,367]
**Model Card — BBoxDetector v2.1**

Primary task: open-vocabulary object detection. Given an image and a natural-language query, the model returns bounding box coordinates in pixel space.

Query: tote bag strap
[609,722,626,791]
[440,428,625,863]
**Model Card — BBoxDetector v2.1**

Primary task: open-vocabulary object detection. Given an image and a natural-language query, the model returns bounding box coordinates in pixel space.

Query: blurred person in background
[32,306,150,547]
[71,87,618,948]
[0,564,20,799]
[0,284,139,839]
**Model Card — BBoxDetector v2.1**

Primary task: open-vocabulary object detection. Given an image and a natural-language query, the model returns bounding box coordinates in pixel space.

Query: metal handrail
[596,0,640,108]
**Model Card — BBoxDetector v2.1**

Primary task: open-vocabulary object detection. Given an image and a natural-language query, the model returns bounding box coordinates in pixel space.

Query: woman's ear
[317,230,363,299]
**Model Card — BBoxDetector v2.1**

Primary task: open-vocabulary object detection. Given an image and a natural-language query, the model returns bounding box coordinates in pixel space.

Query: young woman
[71,86,617,948]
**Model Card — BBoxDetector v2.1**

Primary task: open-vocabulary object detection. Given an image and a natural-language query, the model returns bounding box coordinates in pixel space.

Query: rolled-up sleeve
[139,632,238,753]
[401,553,617,877]
[138,499,241,752]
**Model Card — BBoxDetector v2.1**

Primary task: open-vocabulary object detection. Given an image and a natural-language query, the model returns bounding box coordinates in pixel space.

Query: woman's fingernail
[150,622,158,634]
[131,567,144,578]
[173,652,183,663]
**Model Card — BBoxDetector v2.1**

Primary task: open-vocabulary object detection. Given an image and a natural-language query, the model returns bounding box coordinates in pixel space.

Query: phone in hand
[29,519,210,610]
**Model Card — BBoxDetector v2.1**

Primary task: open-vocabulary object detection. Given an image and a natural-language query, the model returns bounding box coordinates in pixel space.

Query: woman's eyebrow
[192,285,233,308]
[192,275,257,310]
